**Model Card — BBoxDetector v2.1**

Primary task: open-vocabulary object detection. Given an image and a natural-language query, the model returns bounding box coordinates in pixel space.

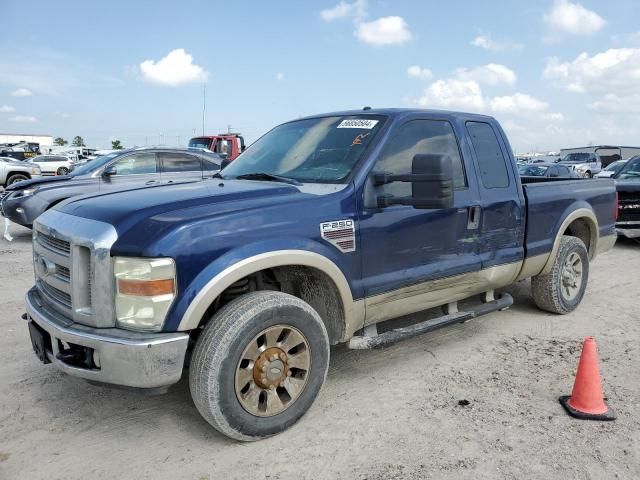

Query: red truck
[188,134,245,162]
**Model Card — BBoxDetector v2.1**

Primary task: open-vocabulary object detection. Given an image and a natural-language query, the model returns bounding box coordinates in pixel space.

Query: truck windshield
[615,156,640,179]
[560,153,592,163]
[222,115,385,183]
[188,138,211,150]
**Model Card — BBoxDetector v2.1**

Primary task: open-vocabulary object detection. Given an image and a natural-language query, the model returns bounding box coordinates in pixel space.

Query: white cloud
[588,93,640,113]
[354,16,412,46]
[543,48,640,95]
[10,115,37,123]
[407,65,433,80]
[416,79,485,111]
[455,63,517,86]
[0,105,16,113]
[544,0,605,36]
[276,72,285,81]
[321,0,366,22]
[471,35,523,52]
[139,49,209,87]
[489,93,548,113]
[11,87,32,97]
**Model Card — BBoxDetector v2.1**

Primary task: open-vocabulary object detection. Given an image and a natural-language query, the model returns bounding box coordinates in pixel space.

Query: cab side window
[466,121,509,189]
[375,119,466,197]
[112,152,158,175]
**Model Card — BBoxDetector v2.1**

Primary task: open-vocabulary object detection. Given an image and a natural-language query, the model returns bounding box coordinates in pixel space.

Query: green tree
[111,139,123,150]
[71,136,85,147]
[53,137,68,146]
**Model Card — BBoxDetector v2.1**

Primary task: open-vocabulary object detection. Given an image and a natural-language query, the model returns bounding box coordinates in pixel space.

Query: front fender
[164,237,358,332]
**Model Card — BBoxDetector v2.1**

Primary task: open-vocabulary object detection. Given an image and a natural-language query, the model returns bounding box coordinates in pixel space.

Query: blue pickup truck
[24,109,617,441]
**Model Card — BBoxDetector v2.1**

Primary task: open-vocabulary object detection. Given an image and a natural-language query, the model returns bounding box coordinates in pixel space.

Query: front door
[100,151,160,190]
[358,118,482,324]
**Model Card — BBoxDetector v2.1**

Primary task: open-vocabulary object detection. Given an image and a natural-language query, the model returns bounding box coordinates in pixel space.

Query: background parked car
[614,156,640,239]
[596,159,627,178]
[1,147,221,228]
[558,152,602,178]
[518,162,579,179]
[28,155,75,176]
[0,156,41,188]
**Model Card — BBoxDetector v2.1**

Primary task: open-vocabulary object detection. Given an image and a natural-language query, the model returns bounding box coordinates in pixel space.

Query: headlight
[31,166,41,174]
[13,187,38,198]
[114,257,176,332]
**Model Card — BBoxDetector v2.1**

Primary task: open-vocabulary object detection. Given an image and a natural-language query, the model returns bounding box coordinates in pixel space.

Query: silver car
[0,156,42,187]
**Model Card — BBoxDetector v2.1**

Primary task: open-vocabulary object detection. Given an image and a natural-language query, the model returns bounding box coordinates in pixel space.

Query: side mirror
[220,158,231,170]
[375,154,454,209]
[102,165,117,177]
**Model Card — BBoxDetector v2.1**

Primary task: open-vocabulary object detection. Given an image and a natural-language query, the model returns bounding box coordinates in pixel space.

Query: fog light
[93,350,101,368]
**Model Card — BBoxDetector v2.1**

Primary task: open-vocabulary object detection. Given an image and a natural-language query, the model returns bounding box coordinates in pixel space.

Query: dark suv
[0,147,221,228]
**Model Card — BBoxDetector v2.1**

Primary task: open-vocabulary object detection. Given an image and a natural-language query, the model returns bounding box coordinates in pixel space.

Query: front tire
[56,167,69,175]
[189,291,330,441]
[531,236,589,314]
[6,173,29,185]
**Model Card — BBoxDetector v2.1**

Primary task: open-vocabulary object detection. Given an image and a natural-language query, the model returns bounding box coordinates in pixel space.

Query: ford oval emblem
[37,256,57,278]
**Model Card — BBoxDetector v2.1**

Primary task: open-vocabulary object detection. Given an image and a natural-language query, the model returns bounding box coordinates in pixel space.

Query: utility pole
[202,85,206,136]
[227,124,231,134]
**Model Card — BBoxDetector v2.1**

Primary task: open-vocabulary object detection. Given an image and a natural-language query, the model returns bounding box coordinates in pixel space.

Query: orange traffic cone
[559,336,615,421]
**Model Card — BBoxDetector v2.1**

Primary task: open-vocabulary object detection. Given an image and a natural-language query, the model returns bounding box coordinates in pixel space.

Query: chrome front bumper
[25,287,189,388]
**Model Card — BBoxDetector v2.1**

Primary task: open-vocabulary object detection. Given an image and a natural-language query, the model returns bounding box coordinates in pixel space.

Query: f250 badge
[320,219,356,253]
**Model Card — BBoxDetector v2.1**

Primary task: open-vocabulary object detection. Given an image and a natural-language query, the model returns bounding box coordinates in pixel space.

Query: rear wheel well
[197,266,345,345]
[562,217,595,256]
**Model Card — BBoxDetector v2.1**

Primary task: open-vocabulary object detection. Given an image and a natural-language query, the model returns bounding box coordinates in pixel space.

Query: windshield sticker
[337,119,379,129]
[351,133,370,146]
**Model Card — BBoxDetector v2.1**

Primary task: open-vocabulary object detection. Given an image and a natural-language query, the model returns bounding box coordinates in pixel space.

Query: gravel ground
[0,224,638,480]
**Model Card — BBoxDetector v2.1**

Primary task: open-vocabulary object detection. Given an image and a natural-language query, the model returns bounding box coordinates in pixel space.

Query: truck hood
[615,178,640,191]
[57,179,312,234]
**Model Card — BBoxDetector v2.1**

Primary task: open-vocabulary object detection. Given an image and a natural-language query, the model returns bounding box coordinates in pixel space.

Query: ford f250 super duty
[23,109,617,441]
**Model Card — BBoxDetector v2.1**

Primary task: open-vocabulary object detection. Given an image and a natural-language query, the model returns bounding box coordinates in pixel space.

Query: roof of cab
[297,108,496,123]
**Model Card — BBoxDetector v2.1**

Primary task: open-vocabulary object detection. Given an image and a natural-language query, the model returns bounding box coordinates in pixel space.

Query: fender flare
[540,207,598,275]
[176,249,359,332]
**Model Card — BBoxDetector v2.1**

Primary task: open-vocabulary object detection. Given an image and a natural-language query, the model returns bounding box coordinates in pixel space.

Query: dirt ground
[0,223,638,480]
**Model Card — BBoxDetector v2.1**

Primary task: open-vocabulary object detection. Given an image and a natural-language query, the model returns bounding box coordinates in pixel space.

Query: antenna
[202,85,206,136]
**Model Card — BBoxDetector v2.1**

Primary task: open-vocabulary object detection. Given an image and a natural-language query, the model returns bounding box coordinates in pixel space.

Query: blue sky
[1,0,639,152]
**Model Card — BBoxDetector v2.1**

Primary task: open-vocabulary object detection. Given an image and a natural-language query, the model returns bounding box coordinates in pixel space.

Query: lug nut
[270,354,278,361]
[280,353,286,361]
[261,365,267,372]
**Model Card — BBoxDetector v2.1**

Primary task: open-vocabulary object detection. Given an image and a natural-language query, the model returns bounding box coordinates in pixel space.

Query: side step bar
[348,293,513,349]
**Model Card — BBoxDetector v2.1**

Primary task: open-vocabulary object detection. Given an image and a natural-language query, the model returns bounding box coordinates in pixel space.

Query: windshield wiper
[234,172,302,186]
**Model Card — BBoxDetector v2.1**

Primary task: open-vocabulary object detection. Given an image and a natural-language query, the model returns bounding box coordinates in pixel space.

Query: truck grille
[618,191,640,223]
[33,210,117,328]
[37,280,72,309]
[37,232,71,256]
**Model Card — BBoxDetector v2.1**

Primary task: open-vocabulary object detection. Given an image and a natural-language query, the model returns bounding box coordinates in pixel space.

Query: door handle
[467,206,481,230]
[145,180,158,185]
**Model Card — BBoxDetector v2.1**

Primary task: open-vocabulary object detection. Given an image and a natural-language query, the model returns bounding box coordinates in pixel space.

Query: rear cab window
[159,152,202,173]
[466,121,510,189]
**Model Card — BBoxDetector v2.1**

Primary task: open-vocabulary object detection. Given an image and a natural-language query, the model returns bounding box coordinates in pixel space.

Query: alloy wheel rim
[234,324,311,417]
[561,252,583,301]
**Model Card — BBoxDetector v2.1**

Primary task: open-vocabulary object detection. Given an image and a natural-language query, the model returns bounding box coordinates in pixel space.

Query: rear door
[465,121,524,269]
[158,152,204,184]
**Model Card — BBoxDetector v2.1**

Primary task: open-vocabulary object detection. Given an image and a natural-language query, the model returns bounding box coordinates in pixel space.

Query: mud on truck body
[24,109,617,440]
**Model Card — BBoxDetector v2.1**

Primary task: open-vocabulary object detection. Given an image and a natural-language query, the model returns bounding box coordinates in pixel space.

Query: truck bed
[522,179,617,258]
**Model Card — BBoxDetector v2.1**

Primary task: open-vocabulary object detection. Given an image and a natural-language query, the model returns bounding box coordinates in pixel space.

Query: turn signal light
[118,278,175,296]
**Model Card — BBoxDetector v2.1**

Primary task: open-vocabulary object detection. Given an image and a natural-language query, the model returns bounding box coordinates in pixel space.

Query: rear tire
[6,173,29,186]
[531,236,589,314]
[189,291,330,441]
